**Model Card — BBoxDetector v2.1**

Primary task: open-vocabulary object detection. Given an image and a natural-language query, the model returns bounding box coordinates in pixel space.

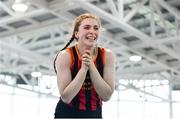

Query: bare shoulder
[56,49,71,67]
[105,48,116,61]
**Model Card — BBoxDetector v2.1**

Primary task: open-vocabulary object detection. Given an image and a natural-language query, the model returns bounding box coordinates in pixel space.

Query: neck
[76,44,96,56]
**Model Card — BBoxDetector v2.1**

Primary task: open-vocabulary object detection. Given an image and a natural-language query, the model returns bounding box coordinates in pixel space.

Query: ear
[74,32,78,39]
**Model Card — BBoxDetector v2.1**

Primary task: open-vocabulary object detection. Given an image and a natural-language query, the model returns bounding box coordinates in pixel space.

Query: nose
[89,27,97,34]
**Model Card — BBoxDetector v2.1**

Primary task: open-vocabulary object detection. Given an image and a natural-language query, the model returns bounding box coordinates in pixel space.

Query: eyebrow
[83,24,99,27]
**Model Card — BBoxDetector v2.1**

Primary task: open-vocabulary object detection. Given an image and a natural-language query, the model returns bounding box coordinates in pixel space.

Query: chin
[85,40,97,46]
[85,42,96,48]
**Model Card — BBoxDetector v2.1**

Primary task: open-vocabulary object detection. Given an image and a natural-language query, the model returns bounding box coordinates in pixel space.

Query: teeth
[86,35,97,40]
[87,37,94,40]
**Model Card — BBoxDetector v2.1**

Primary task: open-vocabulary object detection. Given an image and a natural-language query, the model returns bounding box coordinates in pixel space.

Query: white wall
[0,84,180,119]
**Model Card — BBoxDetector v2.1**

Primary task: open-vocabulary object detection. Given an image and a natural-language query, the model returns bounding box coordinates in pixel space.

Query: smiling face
[75,18,100,48]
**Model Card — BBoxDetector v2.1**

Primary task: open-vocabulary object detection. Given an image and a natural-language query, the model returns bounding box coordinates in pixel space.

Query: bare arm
[89,49,115,101]
[55,50,89,104]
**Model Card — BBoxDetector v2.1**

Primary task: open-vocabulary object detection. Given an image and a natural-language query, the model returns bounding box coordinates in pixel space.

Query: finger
[84,50,91,56]
[82,57,90,62]
[82,59,90,66]
[82,54,91,59]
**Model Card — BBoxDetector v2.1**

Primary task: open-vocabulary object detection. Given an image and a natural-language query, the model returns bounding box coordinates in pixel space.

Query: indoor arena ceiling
[0,0,180,94]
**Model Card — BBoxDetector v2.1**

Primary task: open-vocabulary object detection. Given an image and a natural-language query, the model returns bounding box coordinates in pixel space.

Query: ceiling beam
[74,0,180,74]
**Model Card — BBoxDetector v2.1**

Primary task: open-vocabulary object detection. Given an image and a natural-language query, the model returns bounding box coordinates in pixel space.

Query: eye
[83,25,99,31]
[94,27,99,30]
[84,26,90,30]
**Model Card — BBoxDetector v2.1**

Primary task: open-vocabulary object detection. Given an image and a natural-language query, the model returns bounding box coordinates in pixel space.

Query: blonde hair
[53,13,101,73]
[72,13,101,38]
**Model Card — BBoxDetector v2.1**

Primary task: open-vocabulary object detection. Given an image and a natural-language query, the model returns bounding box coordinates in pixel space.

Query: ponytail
[53,35,75,73]
[60,35,75,51]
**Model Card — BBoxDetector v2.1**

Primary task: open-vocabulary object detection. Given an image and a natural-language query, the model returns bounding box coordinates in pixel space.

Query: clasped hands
[81,50,94,70]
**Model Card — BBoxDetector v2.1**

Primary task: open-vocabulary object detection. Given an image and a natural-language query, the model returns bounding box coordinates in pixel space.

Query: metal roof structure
[0,0,180,105]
